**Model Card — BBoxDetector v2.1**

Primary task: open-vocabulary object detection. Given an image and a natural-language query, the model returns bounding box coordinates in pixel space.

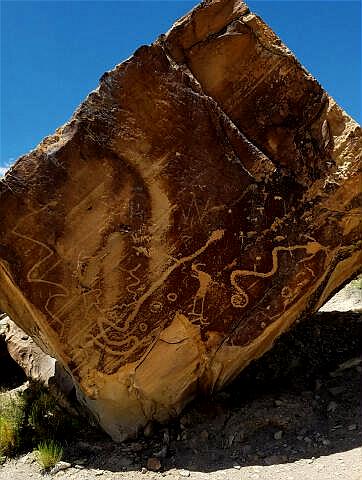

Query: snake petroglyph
[230,241,328,309]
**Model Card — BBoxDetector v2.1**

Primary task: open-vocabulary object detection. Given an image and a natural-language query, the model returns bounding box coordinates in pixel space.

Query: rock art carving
[189,263,213,325]
[0,0,361,440]
[230,239,329,309]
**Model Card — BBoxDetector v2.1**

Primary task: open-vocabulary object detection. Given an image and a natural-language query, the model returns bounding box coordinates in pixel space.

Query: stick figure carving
[189,263,212,324]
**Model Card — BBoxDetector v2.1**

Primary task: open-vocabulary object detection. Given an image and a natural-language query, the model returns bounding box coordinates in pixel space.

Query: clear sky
[1,0,361,172]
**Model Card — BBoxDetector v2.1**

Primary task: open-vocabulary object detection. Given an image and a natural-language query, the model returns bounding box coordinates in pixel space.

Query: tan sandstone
[0,0,361,439]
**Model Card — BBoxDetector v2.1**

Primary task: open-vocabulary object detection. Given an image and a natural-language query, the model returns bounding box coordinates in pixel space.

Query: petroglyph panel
[0,0,361,441]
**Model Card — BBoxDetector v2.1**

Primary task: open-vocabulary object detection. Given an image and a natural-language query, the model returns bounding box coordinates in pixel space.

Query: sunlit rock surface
[0,0,361,440]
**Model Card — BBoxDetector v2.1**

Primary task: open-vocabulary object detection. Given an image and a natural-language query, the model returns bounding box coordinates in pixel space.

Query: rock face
[0,0,361,440]
[1,315,74,399]
[4,315,56,384]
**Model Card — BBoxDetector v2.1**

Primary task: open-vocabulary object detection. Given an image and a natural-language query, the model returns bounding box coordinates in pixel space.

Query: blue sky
[1,0,361,172]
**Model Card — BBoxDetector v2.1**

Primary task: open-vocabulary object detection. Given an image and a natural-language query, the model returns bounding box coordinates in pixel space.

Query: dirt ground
[1,283,361,480]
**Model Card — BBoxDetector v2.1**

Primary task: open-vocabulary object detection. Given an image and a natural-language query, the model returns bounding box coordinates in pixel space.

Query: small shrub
[35,439,63,470]
[28,390,61,440]
[25,382,80,442]
[1,382,81,459]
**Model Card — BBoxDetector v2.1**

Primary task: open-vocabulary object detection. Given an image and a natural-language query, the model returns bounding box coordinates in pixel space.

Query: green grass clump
[0,384,75,458]
[0,393,25,456]
[0,381,83,462]
[35,439,63,470]
[0,415,17,455]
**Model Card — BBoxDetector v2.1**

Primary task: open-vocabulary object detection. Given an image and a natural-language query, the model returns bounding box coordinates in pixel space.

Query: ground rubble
[1,355,361,479]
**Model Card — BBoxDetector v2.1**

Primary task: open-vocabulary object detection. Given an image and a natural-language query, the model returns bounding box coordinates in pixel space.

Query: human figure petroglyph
[70,230,225,365]
[11,211,225,370]
[124,229,224,325]
[189,263,212,325]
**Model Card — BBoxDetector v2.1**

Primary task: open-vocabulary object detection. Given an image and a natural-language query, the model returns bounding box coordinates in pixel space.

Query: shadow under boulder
[0,313,26,389]
[0,313,75,412]
[231,310,362,396]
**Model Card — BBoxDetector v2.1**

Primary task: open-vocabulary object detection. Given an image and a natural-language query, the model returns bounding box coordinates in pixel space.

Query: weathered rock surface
[0,0,361,440]
[1,314,74,400]
[3,315,57,384]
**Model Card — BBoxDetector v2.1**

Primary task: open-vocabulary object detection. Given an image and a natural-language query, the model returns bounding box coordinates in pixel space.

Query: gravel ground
[1,446,361,480]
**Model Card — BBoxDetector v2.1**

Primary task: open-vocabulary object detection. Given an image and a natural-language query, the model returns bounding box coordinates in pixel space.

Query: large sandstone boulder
[0,0,361,440]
